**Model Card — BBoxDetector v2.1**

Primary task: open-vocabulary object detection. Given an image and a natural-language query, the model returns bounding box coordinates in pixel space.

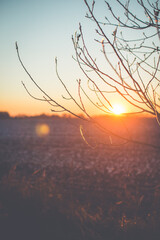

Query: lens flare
[36,124,50,137]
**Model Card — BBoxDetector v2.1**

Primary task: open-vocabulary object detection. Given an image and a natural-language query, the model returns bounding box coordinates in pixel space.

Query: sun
[112,104,125,115]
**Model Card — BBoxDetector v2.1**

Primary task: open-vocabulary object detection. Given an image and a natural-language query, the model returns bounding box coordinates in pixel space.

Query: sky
[0,0,158,117]
[1,0,89,116]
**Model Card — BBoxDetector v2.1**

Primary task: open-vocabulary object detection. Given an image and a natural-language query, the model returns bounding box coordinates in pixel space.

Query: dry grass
[1,157,160,240]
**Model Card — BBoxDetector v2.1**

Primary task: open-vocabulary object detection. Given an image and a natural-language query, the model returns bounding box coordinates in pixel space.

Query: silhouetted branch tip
[15,42,18,50]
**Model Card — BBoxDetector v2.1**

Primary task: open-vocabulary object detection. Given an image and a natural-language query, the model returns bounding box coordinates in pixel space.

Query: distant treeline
[14,114,63,119]
[0,111,154,121]
[0,112,10,119]
[0,112,78,119]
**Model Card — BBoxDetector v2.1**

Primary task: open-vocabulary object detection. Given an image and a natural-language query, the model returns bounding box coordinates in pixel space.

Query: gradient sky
[1,0,89,116]
[0,0,156,117]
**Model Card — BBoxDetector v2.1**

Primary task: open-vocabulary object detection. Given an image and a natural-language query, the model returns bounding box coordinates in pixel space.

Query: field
[0,116,160,240]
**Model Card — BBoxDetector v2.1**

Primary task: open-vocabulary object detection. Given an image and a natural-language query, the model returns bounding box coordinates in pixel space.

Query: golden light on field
[36,124,50,137]
[112,104,125,115]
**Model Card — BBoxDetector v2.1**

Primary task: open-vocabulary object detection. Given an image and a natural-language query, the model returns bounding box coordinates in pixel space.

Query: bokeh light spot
[36,124,50,137]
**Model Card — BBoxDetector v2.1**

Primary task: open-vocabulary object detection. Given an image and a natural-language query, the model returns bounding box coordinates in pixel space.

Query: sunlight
[112,104,125,115]
[35,124,50,137]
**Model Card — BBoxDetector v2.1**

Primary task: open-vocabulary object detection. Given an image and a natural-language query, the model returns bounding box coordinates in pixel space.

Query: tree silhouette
[16,0,160,148]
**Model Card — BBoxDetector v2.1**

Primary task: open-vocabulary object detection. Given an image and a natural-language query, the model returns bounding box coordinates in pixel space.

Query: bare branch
[16,0,160,149]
